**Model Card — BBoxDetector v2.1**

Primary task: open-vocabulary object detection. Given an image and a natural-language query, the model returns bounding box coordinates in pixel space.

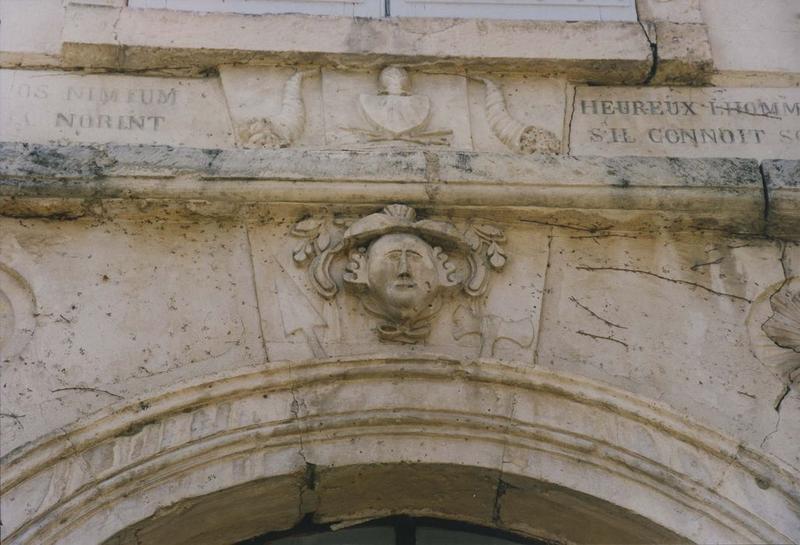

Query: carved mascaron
[291,204,507,343]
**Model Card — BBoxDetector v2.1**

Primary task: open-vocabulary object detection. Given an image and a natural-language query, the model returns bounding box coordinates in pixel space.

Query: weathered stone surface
[571,86,800,159]
[535,232,799,470]
[0,70,235,148]
[635,0,702,23]
[650,22,713,85]
[60,4,655,82]
[2,357,797,545]
[763,160,800,237]
[0,218,266,457]
[0,143,767,233]
[702,0,800,77]
[0,0,64,67]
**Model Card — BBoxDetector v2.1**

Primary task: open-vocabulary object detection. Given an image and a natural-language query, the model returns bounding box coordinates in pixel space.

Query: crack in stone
[773,384,791,413]
[760,410,781,448]
[0,412,26,429]
[520,218,610,233]
[575,266,752,303]
[569,296,627,329]
[565,84,577,155]
[690,257,725,271]
[576,329,629,350]
[638,20,658,85]
[51,386,123,400]
[760,162,771,224]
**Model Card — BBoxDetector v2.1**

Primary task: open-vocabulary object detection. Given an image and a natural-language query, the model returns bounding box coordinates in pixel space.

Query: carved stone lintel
[482,78,560,155]
[290,204,508,344]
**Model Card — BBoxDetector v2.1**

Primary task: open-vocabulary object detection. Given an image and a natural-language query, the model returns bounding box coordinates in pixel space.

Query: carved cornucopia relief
[290,204,510,344]
[237,70,314,149]
[480,78,561,154]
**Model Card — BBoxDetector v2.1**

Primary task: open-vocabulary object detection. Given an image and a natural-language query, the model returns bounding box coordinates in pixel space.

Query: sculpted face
[366,233,440,322]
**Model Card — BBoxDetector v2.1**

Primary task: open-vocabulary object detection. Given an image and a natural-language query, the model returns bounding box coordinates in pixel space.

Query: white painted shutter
[389,0,637,21]
[129,0,384,18]
[129,0,637,20]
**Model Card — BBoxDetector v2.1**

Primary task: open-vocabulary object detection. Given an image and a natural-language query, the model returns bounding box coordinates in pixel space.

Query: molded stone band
[1,356,797,544]
[59,4,665,83]
[0,143,770,234]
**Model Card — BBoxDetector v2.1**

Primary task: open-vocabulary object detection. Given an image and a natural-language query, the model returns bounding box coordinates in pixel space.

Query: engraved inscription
[0,69,232,147]
[571,87,800,159]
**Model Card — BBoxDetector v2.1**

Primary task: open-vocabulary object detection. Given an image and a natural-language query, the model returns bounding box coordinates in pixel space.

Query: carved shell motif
[748,277,800,386]
[482,78,560,155]
[763,285,800,353]
[239,71,310,148]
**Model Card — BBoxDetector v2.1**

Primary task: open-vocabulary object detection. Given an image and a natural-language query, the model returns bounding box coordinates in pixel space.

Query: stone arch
[2,356,798,545]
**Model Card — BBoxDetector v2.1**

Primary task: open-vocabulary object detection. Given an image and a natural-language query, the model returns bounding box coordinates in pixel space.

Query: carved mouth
[393,281,417,289]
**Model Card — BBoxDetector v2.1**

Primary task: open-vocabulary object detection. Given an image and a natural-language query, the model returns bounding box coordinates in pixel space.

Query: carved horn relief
[291,205,507,344]
[237,70,315,149]
[481,78,560,155]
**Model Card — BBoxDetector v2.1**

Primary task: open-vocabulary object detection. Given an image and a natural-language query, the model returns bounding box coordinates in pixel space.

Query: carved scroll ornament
[291,204,507,343]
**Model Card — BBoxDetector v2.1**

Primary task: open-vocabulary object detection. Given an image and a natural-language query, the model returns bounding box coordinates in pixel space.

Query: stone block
[651,22,713,85]
[763,160,800,237]
[61,4,653,82]
[534,232,792,454]
[0,0,65,66]
[636,0,703,23]
[570,86,800,159]
[0,219,266,456]
[0,69,235,148]
[702,0,800,76]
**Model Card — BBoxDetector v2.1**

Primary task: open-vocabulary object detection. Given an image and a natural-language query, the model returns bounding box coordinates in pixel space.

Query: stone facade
[1,1,799,544]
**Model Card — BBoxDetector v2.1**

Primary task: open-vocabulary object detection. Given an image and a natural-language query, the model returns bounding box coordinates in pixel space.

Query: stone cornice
[58,4,665,82]
[0,143,774,235]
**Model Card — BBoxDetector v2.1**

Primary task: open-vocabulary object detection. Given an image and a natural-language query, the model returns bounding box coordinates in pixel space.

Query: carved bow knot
[376,321,431,344]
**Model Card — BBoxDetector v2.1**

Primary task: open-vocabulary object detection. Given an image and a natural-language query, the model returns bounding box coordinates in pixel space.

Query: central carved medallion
[291,204,506,343]
[351,66,453,145]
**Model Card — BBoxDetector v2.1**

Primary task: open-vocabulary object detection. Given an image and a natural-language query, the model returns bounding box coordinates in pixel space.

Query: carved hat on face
[343,205,461,327]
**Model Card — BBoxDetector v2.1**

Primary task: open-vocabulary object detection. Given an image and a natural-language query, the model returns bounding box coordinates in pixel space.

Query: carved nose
[398,252,411,277]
